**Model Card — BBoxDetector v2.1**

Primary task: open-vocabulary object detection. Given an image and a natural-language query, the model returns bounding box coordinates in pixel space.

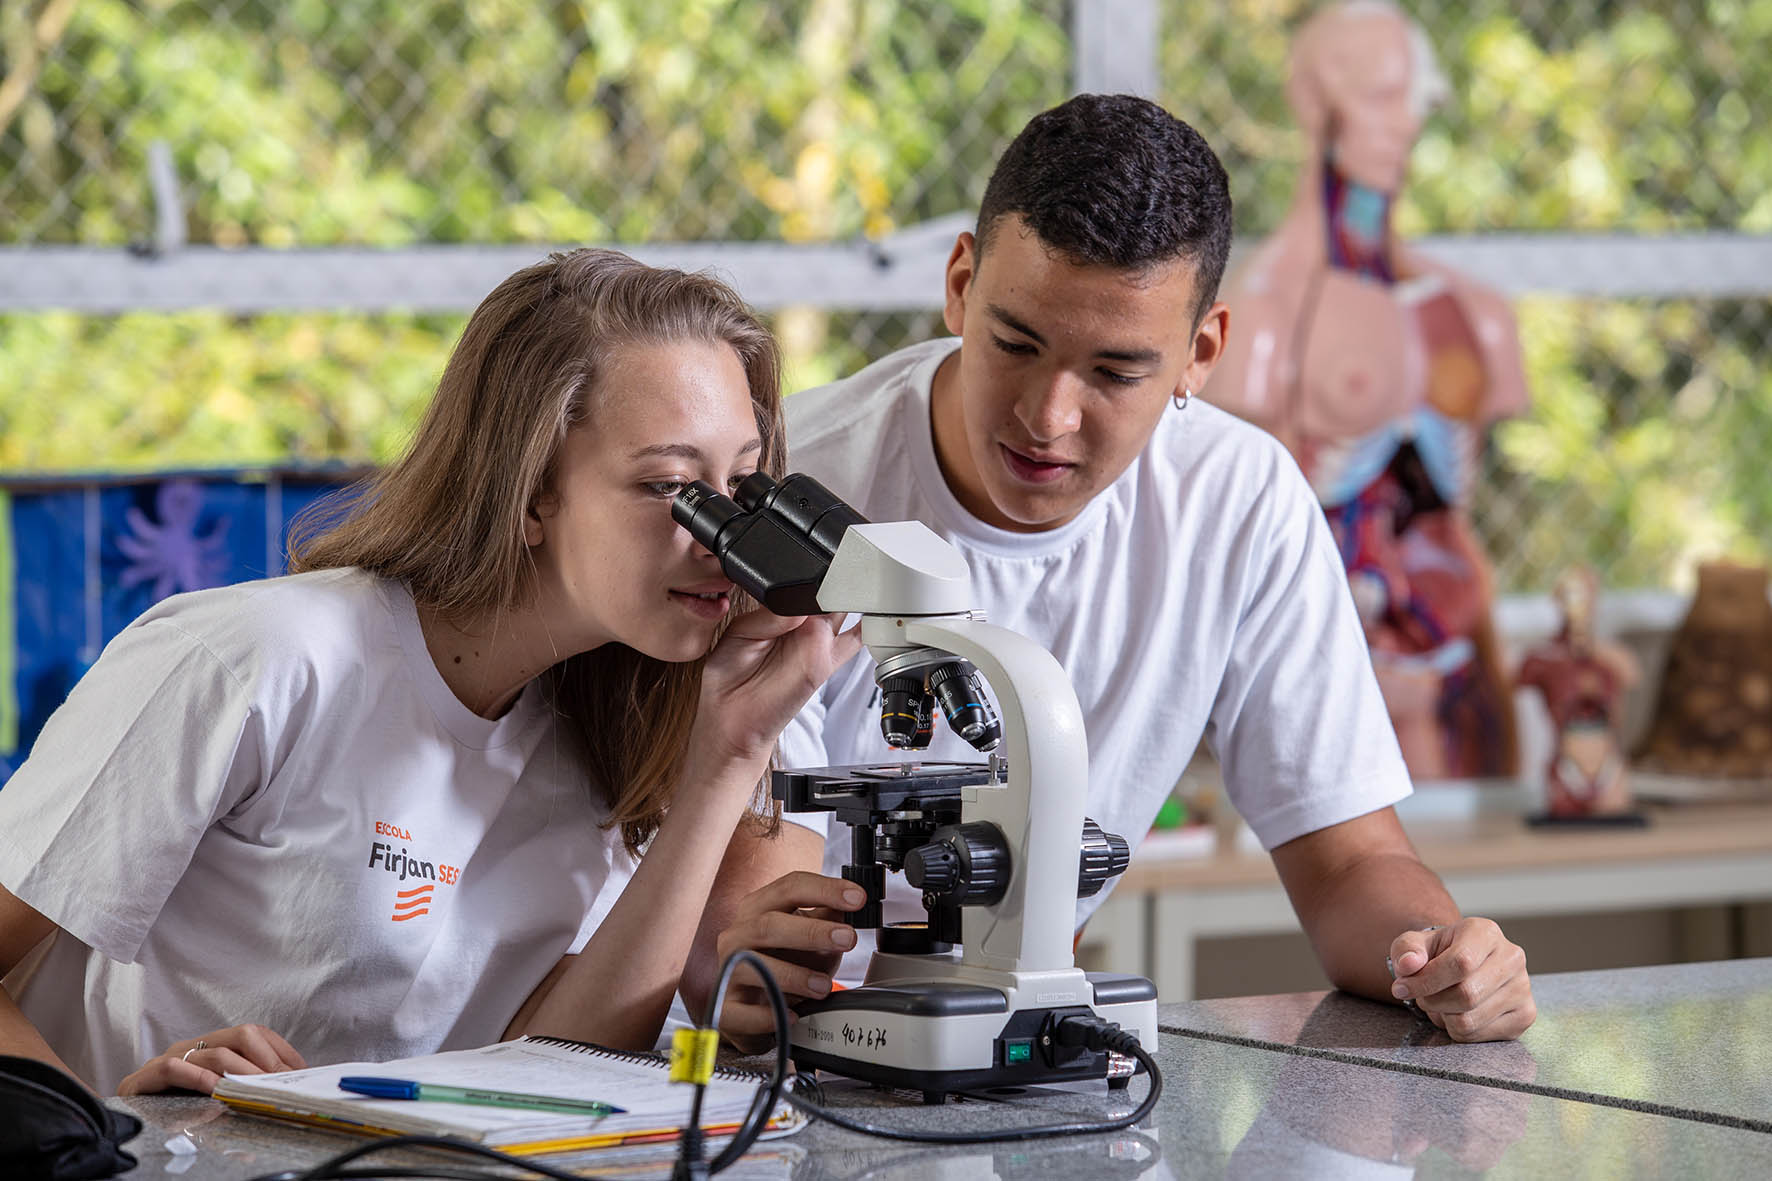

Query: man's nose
[1015,372,1083,441]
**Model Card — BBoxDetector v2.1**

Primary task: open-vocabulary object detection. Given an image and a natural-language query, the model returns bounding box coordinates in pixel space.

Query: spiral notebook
[211,1035,804,1156]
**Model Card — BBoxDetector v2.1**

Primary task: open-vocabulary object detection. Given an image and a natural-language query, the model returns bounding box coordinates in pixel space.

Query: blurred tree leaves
[2,0,1769,589]
[0,0,1064,469]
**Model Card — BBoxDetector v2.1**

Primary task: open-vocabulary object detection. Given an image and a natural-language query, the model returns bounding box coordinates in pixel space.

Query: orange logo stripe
[393,898,430,911]
[390,908,430,921]
[395,885,434,899]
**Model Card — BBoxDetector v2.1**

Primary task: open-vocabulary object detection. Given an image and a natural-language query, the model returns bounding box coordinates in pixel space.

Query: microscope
[674,473,1157,1104]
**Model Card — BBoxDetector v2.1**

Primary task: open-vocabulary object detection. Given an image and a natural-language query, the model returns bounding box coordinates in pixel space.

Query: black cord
[673,948,792,1179]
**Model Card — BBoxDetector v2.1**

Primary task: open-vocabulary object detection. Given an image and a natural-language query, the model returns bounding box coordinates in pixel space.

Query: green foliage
[0,0,1063,469]
[2,0,1769,591]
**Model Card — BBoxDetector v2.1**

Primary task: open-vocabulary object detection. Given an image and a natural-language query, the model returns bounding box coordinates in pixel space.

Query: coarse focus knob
[903,841,958,893]
[1077,818,1132,898]
[903,821,1010,906]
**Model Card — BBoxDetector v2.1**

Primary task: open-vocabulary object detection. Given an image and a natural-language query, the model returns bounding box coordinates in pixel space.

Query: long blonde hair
[291,248,785,853]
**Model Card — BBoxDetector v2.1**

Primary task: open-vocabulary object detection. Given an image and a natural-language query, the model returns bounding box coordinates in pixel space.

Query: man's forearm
[1290,849,1460,1002]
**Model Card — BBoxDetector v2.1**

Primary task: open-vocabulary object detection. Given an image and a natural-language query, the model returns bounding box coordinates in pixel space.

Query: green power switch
[1004,1039,1033,1064]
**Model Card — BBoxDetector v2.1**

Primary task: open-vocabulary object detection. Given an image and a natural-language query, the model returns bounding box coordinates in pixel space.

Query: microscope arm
[812,523,1090,976]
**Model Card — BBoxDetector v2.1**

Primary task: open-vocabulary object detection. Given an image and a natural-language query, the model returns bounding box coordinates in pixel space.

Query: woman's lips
[669,589,731,620]
[999,442,1074,485]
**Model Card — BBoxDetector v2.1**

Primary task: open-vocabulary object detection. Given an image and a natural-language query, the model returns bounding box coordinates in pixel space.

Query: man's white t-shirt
[0,568,630,1094]
[780,338,1412,977]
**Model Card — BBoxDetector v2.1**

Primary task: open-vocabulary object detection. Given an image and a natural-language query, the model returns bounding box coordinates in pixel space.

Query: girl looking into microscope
[0,248,857,1094]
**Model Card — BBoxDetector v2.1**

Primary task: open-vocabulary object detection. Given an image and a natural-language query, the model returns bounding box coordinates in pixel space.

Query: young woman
[0,249,858,1094]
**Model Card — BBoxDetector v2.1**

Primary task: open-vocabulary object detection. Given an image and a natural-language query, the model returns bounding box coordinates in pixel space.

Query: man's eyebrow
[988,304,1048,347]
[626,438,763,461]
[986,303,1162,365]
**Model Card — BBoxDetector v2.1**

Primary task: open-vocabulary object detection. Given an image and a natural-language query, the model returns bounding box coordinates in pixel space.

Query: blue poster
[0,467,366,785]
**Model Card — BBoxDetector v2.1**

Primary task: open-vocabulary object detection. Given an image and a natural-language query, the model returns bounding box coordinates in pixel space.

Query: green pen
[338,1075,625,1115]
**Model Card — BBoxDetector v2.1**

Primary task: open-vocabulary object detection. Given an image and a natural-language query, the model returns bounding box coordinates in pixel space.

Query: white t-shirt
[780,338,1411,975]
[0,568,630,1094]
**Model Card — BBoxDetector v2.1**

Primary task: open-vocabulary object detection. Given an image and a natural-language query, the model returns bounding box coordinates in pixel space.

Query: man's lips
[998,442,1075,485]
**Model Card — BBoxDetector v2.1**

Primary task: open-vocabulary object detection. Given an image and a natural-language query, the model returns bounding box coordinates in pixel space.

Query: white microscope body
[795,523,1156,1098]
[674,475,1155,1101]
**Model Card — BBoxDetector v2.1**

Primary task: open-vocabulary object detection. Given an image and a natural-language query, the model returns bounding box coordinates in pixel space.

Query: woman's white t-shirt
[0,568,629,1093]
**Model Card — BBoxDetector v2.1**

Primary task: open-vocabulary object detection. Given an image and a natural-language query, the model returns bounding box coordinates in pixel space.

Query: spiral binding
[520,1034,766,1083]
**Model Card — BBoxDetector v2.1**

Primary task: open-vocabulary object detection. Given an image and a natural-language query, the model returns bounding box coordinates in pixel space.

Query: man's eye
[1097,369,1144,387]
[643,480,687,497]
[991,335,1036,356]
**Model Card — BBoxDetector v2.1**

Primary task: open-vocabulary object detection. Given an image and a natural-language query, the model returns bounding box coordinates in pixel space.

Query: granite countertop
[1158,956,1772,1131]
[101,960,1772,1179]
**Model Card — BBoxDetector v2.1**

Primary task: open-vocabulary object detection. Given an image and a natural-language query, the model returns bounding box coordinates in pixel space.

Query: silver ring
[1172,387,1193,411]
[181,1040,207,1063]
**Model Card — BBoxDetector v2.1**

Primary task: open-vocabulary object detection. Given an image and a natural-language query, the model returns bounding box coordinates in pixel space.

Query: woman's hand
[690,610,861,773]
[117,1025,305,1096]
[713,871,866,1052]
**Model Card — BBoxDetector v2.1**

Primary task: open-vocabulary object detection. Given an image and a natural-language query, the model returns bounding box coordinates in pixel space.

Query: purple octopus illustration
[116,478,232,603]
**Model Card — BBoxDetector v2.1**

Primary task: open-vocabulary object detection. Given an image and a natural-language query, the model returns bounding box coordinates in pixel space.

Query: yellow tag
[669,1027,720,1085]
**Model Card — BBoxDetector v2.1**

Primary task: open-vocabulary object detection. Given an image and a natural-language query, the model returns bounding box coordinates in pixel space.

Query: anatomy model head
[1285,1,1450,194]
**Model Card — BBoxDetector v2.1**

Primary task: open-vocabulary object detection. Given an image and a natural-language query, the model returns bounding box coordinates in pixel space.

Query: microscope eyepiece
[671,480,746,553]
[731,472,868,560]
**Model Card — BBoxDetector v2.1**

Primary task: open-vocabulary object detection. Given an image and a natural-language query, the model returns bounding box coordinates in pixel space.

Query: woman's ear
[524,493,552,547]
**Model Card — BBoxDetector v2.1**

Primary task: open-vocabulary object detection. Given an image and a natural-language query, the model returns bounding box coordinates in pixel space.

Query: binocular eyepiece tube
[671,472,867,617]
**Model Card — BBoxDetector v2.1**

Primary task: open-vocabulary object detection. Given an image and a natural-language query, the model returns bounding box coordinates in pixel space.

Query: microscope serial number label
[840,1023,889,1051]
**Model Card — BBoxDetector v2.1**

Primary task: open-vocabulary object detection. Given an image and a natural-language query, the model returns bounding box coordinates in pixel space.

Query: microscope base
[787,971,1157,1104]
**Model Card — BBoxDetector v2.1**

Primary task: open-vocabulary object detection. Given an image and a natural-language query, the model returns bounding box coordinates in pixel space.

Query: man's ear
[1181,301,1230,398]
[941,232,978,338]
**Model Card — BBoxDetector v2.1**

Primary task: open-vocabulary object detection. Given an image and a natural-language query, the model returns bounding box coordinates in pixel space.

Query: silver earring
[1173,387,1193,411]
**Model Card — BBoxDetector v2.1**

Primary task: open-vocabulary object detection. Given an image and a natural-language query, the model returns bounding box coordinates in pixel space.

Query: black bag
[0,1055,141,1179]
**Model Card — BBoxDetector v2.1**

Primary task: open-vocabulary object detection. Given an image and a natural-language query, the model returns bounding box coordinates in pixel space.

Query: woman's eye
[727,471,757,491]
[643,480,687,498]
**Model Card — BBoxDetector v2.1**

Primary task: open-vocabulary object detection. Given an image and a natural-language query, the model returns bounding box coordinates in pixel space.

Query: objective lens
[878,674,925,749]
[928,662,1001,752]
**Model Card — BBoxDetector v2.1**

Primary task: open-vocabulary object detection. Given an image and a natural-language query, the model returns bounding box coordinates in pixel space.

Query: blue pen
[338,1076,625,1116]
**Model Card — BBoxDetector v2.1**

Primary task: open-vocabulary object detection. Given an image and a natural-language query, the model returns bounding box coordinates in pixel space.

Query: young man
[688,94,1534,1044]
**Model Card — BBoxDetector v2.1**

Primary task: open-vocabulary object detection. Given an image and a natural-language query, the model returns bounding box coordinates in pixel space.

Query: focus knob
[1077,818,1132,898]
[903,841,959,894]
[903,822,1010,906]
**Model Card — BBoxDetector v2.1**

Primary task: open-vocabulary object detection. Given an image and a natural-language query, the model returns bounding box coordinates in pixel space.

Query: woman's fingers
[118,1058,218,1096]
[119,1024,305,1095]
[116,1046,256,1096]
[205,1023,305,1072]
[733,871,866,923]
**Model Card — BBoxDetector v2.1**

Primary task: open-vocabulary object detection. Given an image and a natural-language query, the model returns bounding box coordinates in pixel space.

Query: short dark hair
[975,94,1233,325]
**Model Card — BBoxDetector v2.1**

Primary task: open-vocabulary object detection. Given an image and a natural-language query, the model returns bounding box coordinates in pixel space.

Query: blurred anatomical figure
[1207,1,1529,779]
[1516,568,1638,818]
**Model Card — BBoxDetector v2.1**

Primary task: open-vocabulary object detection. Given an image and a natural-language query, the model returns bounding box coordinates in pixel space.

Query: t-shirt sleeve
[0,618,262,964]
[1206,464,1412,849]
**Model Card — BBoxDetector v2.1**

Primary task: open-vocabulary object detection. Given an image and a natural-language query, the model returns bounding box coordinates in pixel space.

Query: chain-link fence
[3,0,1769,593]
